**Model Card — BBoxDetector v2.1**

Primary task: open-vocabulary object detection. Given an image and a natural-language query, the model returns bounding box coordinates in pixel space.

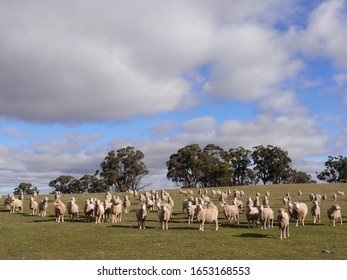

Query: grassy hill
[0,183,346,260]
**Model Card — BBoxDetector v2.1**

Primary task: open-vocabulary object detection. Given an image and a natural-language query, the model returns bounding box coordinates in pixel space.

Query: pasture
[0,183,346,260]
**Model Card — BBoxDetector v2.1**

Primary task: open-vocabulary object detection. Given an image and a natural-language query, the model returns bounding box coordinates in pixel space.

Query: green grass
[1,183,347,260]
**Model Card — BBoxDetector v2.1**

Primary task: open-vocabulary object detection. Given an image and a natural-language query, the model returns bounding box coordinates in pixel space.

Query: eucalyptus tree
[100,146,148,192]
[228,146,255,186]
[166,144,203,188]
[252,145,292,184]
[317,155,347,183]
[49,175,80,194]
[13,182,40,195]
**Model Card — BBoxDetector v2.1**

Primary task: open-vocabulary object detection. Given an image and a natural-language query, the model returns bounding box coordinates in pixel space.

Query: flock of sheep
[1,187,345,240]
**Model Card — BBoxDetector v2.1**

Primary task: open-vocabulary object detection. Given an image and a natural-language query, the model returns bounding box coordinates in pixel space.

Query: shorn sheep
[327,204,343,226]
[123,196,131,213]
[187,201,196,224]
[84,198,95,223]
[310,200,320,224]
[9,195,23,213]
[111,197,123,223]
[136,203,148,229]
[53,199,66,223]
[292,202,308,226]
[245,199,259,228]
[259,205,274,230]
[195,203,219,231]
[277,208,290,240]
[29,197,38,216]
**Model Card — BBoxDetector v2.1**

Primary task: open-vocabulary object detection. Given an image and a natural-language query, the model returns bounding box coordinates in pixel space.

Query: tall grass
[0,183,346,260]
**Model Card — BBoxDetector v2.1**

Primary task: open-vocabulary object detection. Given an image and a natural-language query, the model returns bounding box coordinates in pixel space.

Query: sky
[1,0,347,194]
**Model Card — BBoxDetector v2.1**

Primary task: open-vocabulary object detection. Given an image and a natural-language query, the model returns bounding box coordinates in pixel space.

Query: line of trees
[166,144,314,188]
[11,145,347,194]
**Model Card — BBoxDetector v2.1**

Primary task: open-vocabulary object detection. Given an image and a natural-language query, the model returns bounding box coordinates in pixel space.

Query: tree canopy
[317,155,347,183]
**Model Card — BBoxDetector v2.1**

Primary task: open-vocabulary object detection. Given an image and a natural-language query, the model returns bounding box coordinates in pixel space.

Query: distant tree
[286,169,314,184]
[317,155,347,183]
[79,173,109,193]
[13,182,39,195]
[166,144,203,188]
[199,144,230,187]
[252,145,292,184]
[49,175,78,194]
[100,146,148,192]
[228,146,255,185]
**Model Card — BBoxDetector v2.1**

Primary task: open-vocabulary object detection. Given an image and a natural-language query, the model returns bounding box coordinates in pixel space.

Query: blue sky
[1,0,347,194]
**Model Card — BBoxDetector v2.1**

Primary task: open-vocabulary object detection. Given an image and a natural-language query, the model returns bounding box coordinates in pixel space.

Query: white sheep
[123,196,131,213]
[332,193,337,201]
[94,199,105,223]
[29,197,38,216]
[231,197,243,213]
[38,197,48,217]
[67,197,79,222]
[298,189,302,197]
[262,195,270,207]
[327,204,342,226]
[111,197,122,223]
[292,202,308,226]
[310,200,320,224]
[337,191,345,198]
[187,201,196,224]
[158,204,171,230]
[245,203,259,228]
[84,198,95,222]
[195,203,219,231]
[9,196,23,213]
[136,203,148,229]
[259,205,274,229]
[53,199,66,223]
[221,202,239,225]
[277,208,290,240]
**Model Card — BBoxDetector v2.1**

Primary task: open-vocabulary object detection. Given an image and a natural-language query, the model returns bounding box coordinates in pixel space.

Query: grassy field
[0,183,346,260]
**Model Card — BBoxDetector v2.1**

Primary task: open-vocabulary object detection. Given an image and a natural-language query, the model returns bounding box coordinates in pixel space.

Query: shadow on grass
[234,233,270,238]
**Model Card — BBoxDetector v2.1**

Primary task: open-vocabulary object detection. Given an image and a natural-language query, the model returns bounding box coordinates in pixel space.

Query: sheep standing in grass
[123,196,131,213]
[245,200,259,228]
[332,193,337,201]
[94,199,105,224]
[327,204,342,226]
[292,202,308,226]
[337,191,345,198]
[187,201,196,224]
[259,205,274,229]
[111,197,122,223]
[310,200,320,224]
[84,199,95,222]
[38,197,48,217]
[136,203,148,229]
[195,203,219,231]
[277,208,290,240]
[67,197,79,222]
[221,202,239,225]
[9,195,23,213]
[231,197,243,213]
[158,204,171,230]
[53,199,66,223]
[29,197,38,216]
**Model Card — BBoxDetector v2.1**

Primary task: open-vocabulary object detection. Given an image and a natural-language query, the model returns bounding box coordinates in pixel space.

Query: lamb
[67,197,79,222]
[136,203,148,229]
[158,204,171,230]
[259,205,274,229]
[292,202,308,226]
[53,199,66,223]
[221,202,239,225]
[94,199,105,224]
[29,197,38,216]
[38,197,48,217]
[84,199,95,222]
[327,204,342,226]
[195,203,219,231]
[277,208,290,240]
[310,200,320,224]
[111,196,122,223]
[123,196,131,213]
